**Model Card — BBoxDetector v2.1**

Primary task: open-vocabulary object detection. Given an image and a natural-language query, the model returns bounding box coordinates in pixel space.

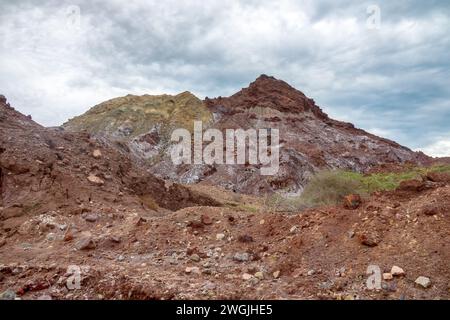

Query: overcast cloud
[0,0,449,156]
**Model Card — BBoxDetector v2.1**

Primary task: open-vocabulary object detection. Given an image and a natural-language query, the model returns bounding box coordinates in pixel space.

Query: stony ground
[0,177,448,300]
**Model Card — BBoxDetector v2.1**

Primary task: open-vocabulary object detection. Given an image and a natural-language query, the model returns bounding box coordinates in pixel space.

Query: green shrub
[300,170,366,207]
[264,165,450,212]
[264,170,365,211]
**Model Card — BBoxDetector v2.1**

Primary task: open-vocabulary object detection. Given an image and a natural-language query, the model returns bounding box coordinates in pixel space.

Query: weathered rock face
[63,92,213,163]
[198,75,430,194]
[63,75,430,195]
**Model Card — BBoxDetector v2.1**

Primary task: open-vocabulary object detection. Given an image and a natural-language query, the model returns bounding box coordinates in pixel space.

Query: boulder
[415,276,431,288]
[343,194,362,210]
[87,174,104,186]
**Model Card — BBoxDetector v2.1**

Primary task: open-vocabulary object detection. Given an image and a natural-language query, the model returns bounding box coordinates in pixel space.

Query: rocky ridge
[64,75,430,195]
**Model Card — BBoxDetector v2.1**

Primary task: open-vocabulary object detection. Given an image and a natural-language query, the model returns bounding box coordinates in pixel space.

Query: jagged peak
[254,74,276,82]
[246,74,304,95]
[205,75,327,118]
[176,90,195,96]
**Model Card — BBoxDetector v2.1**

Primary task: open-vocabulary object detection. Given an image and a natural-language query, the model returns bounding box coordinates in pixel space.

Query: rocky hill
[0,95,219,217]
[63,92,213,164]
[64,75,430,195]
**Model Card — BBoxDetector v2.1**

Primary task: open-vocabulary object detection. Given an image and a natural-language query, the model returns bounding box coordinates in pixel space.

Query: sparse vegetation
[300,170,366,206]
[139,194,160,211]
[360,164,450,193]
[237,204,259,213]
[265,165,450,212]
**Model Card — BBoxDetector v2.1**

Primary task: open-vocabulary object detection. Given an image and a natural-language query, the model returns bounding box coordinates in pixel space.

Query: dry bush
[300,170,366,207]
[139,194,160,211]
[264,170,365,212]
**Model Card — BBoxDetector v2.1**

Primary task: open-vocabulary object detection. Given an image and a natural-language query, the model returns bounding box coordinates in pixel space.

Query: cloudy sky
[0,0,449,156]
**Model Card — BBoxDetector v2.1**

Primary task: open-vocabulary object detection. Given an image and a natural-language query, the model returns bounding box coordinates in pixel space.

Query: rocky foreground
[0,173,449,300]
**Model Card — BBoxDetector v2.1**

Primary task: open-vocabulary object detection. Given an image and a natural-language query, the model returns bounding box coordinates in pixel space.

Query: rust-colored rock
[397,179,425,192]
[358,232,380,247]
[343,194,362,210]
[0,90,448,300]
[426,171,450,183]
[238,234,254,243]
[200,214,213,225]
[420,203,443,216]
[75,236,96,250]
[63,75,430,196]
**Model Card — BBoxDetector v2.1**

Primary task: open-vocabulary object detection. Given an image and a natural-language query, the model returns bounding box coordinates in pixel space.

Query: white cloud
[0,0,449,157]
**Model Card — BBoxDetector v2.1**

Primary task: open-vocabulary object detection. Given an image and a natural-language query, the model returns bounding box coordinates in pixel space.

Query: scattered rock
[136,216,148,226]
[46,233,56,241]
[185,266,200,275]
[415,276,431,288]
[188,220,204,229]
[318,280,334,290]
[92,149,102,159]
[75,236,96,250]
[397,179,425,192]
[343,194,362,209]
[202,282,216,290]
[335,267,346,277]
[201,214,213,225]
[64,231,74,242]
[426,171,450,183]
[238,234,254,243]
[87,174,104,186]
[382,282,397,292]
[21,243,33,250]
[273,270,281,279]
[391,266,405,276]
[12,267,22,275]
[83,212,99,222]
[190,254,201,262]
[37,294,52,300]
[242,273,253,281]
[110,235,121,243]
[421,204,441,216]
[289,226,298,234]
[233,252,250,262]
[0,289,16,300]
[358,232,379,247]
[202,268,212,275]
[216,233,225,241]
[383,273,393,280]
[254,271,264,280]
